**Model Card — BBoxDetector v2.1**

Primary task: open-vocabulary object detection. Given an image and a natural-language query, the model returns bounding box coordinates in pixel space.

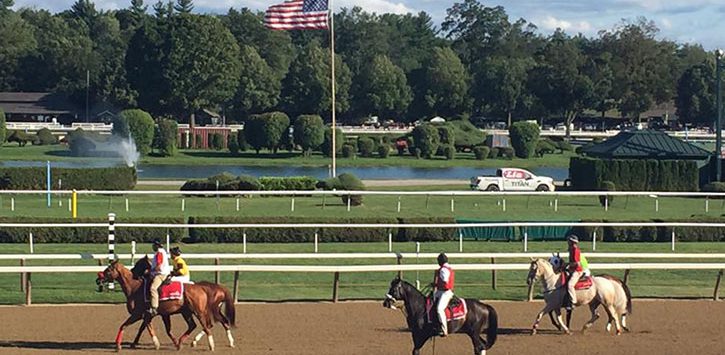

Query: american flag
[264,0,329,30]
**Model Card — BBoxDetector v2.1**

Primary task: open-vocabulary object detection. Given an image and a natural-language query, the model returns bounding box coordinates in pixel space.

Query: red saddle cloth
[159,281,184,301]
[574,276,593,290]
[426,297,468,322]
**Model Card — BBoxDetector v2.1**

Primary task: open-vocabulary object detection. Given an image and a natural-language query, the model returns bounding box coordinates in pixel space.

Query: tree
[113,109,155,155]
[148,14,241,125]
[0,108,6,145]
[357,55,412,118]
[509,121,539,158]
[411,124,440,159]
[281,41,352,117]
[0,9,36,91]
[155,118,178,156]
[529,31,594,138]
[422,47,470,117]
[244,112,290,154]
[475,57,531,126]
[293,115,325,157]
[676,63,717,125]
[174,0,193,14]
[321,128,344,157]
[230,45,280,118]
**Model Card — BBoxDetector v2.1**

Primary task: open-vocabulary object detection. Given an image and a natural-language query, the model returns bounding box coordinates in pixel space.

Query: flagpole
[329,0,337,178]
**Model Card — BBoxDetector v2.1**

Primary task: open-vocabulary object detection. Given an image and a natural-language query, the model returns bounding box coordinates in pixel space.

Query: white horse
[526,258,632,335]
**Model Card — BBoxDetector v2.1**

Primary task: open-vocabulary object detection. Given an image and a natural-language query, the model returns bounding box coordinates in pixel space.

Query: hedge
[569,157,699,191]
[395,217,457,242]
[180,173,262,193]
[0,167,137,190]
[570,218,725,242]
[0,217,185,243]
[258,176,318,191]
[509,122,539,158]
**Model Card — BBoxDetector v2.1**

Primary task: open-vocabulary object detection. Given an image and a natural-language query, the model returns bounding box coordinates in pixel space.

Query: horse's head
[548,253,564,273]
[131,256,151,280]
[383,277,405,309]
[101,259,124,283]
[527,258,554,286]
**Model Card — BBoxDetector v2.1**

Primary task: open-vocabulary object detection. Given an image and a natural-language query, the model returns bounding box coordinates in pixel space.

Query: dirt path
[0,300,722,354]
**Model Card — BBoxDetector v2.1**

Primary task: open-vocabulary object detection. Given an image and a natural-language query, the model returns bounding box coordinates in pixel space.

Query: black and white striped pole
[107,213,116,290]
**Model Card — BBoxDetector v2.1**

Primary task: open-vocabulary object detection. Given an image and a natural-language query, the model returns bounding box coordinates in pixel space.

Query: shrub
[236,130,249,152]
[598,180,616,207]
[442,145,455,160]
[194,134,203,148]
[702,182,725,192]
[210,133,224,150]
[569,157,699,191]
[180,173,262,193]
[244,112,290,154]
[228,133,240,155]
[321,128,344,157]
[322,173,365,206]
[7,130,34,146]
[0,108,5,144]
[473,146,490,160]
[500,147,515,159]
[293,115,325,157]
[536,139,557,157]
[113,109,154,155]
[238,175,263,190]
[509,122,540,158]
[341,144,356,158]
[377,144,390,158]
[489,147,500,159]
[437,125,455,146]
[0,167,136,190]
[556,140,573,152]
[155,119,178,156]
[67,129,96,156]
[0,217,184,243]
[396,217,457,242]
[448,120,486,151]
[36,128,58,145]
[358,137,376,157]
[411,124,440,158]
[259,176,318,191]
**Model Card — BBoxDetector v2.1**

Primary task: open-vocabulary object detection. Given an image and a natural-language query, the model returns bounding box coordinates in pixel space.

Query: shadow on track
[0,341,118,351]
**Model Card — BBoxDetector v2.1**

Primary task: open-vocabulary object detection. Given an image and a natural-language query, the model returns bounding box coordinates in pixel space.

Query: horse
[101,259,216,351]
[526,258,632,335]
[383,278,498,355]
[131,257,238,349]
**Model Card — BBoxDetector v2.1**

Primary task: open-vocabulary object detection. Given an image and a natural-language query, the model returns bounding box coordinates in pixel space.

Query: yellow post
[72,189,77,219]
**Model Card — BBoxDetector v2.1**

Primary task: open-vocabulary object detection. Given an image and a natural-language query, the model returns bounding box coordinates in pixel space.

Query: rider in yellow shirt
[170,247,191,283]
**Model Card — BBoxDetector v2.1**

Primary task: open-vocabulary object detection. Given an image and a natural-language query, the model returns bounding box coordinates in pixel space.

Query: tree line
[0,0,721,131]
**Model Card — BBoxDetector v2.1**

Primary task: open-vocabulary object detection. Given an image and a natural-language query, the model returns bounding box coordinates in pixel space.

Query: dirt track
[0,300,723,354]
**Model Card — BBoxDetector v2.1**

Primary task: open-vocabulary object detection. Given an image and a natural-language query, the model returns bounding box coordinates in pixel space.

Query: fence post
[491,258,497,290]
[314,232,319,253]
[623,269,631,285]
[131,241,136,264]
[347,195,351,212]
[107,213,116,290]
[181,198,185,212]
[214,258,220,284]
[25,272,32,306]
[388,232,392,252]
[604,196,608,211]
[29,232,33,254]
[593,230,597,251]
[450,197,455,212]
[425,195,430,209]
[20,259,25,292]
[458,230,463,252]
[415,242,420,290]
[523,229,528,252]
[397,196,401,213]
[332,272,340,303]
[502,198,506,212]
[233,271,240,304]
[396,253,403,279]
[671,228,676,251]
[554,198,558,212]
[243,232,247,254]
[291,197,295,212]
[714,270,724,301]
[706,198,710,213]
[125,198,129,212]
[236,198,240,212]
[72,190,77,218]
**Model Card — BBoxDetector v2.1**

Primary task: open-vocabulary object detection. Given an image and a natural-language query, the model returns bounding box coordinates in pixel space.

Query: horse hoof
[191,341,197,348]
[531,330,537,336]
[116,345,122,353]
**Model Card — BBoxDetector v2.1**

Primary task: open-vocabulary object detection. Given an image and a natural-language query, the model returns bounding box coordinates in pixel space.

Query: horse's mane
[536,258,556,275]
[397,279,425,299]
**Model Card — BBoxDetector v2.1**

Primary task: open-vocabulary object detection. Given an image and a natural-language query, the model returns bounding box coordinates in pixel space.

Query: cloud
[538,15,593,34]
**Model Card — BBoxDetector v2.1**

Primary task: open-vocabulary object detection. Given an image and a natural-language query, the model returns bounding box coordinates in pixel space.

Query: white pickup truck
[470,168,555,192]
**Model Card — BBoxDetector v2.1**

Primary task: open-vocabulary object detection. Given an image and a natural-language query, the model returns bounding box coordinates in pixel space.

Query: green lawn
[1,241,723,304]
[0,143,575,168]
[0,189,721,221]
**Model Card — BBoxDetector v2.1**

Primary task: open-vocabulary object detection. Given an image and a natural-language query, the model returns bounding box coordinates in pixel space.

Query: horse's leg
[162,315,178,348]
[143,314,160,350]
[130,319,147,349]
[566,309,573,329]
[531,301,555,335]
[604,304,622,335]
[548,312,562,330]
[176,309,198,350]
[191,329,205,348]
[554,309,571,335]
[622,313,630,333]
[468,331,485,355]
[411,333,429,355]
[219,312,235,348]
[582,300,601,332]
[115,312,143,352]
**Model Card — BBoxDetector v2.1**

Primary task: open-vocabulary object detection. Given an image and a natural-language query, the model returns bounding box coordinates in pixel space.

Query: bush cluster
[319,173,365,206]
[509,122,540,158]
[258,176,318,191]
[35,128,58,145]
[0,217,184,243]
[570,157,699,191]
[113,109,155,155]
[473,146,490,160]
[155,119,178,156]
[571,218,725,242]
[181,174,320,192]
[0,167,136,190]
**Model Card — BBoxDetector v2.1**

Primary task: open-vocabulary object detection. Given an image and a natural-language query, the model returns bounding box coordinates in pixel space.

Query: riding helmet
[170,246,181,255]
[437,253,448,265]
[152,239,163,247]
[568,234,579,243]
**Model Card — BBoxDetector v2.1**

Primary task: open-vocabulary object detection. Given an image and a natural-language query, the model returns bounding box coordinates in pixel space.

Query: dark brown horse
[101,260,216,351]
[383,278,497,355]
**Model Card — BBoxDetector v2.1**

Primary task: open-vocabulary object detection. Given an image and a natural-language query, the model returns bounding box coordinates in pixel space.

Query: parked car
[470,168,555,192]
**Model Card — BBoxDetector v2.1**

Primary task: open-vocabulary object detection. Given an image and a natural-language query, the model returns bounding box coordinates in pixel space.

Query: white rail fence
[1,261,723,305]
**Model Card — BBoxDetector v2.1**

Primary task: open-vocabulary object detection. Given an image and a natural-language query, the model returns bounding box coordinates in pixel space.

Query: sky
[12,0,725,50]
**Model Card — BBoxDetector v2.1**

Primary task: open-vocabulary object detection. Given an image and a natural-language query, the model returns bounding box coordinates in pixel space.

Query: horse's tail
[599,274,633,315]
[483,303,497,350]
[222,286,236,327]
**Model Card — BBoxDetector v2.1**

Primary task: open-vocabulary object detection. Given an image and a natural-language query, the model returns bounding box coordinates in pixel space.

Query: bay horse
[101,259,216,351]
[383,278,498,355]
[526,258,632,335]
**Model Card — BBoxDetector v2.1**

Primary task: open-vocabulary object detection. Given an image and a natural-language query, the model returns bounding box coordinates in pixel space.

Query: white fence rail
[1,262,723,305]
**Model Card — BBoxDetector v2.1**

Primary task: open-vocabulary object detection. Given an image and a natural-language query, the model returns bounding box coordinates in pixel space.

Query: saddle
[425,295,468,324]
[559,273,593,290]
[143,278,184,302]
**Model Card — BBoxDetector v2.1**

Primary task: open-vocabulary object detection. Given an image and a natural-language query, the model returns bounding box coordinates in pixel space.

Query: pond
[0,160,570,181]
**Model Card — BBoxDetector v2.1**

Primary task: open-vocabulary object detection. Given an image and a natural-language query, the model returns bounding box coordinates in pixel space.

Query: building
[0,92,76,123]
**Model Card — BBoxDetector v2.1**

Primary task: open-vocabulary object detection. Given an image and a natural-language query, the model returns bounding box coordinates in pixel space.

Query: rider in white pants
[433,253,455,336]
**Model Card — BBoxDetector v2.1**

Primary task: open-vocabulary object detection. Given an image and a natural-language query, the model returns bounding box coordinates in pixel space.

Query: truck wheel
[486,184,500,191]
[536,184,550,192]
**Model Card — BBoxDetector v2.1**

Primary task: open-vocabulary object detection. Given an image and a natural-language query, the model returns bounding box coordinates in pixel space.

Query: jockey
[149,239,171,316]
[170,247,191,283]
[433,253,455,337]
[565,235,590,310]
